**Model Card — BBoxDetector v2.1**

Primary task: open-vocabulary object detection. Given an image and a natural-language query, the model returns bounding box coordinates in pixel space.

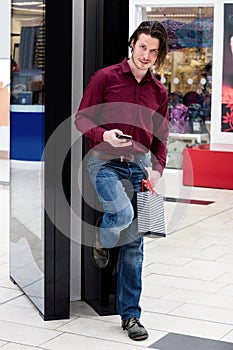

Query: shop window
[10,0,45,315]
[145,7,214,126]
[11,1,45,106]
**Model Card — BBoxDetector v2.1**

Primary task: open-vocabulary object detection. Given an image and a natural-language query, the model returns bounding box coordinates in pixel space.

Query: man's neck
[127,58,148,83]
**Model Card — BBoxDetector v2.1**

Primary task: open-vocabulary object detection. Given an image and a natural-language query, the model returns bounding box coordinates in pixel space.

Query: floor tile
[0,344,46,349]
[154,234,215,249]
[169,303,233,325]
[143,261,225,281]
[162,288,233,310]
[0,278,21,290]
[0,286,23,303]
[148,244,216,261]
[217,284,233,296]
[143,273,226,293]
[144,251,193,266]
[56,316,165,348]
[222,330,233,343]
[0,320,61,346]
[141,296,182,314]
[0,255,8,265]
[0,303,76,329]
[215,272,233,284]
[43,332,148,350]
[217,254,233,264]
[141,278,174,298]
[4,295,36,309]
[142,312,233,340]
[0,340,7,347]
[202,244,233,260]
[178,259,233,279]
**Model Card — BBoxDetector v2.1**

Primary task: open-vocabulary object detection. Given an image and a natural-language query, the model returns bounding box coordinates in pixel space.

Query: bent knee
[117,204,134,228]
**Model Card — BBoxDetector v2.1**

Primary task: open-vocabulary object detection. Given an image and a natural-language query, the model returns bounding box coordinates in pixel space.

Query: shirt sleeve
[150,90,169,175]
[74,70,107,143]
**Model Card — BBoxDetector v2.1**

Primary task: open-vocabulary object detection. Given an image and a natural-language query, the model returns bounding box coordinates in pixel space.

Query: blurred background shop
[0,0,232,321]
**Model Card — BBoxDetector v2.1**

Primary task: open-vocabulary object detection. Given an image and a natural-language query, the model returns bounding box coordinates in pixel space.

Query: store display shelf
[169,132,210,144]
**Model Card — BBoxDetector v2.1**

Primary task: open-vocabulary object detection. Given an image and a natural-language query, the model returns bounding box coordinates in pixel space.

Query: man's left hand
[144,167,161,189]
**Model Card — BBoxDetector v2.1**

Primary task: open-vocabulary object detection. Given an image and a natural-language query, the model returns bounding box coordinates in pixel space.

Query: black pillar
[43,0,72,320]
[81,0,129,316]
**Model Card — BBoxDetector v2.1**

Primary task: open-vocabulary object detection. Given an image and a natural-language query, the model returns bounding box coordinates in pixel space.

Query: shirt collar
[121,58,131,74]
[121,58,155,83]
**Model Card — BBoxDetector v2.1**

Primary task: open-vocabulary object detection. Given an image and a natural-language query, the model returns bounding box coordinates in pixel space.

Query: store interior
[140,6,214,169]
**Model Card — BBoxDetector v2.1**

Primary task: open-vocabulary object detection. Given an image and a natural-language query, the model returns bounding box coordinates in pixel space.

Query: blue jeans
[87,154,149,320]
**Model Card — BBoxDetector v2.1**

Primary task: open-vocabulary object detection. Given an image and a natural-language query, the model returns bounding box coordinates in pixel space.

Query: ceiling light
[13,1,43,5]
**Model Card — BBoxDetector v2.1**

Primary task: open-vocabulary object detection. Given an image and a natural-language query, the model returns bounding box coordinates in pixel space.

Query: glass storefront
[10,0,45,314]
[145,7,214,129]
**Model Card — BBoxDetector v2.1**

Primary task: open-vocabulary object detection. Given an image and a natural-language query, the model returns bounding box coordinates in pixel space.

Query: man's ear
[130,40,135,51]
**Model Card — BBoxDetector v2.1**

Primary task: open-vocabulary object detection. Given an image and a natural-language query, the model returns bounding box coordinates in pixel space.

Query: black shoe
[122,318,149,341]
[92,218,109,269]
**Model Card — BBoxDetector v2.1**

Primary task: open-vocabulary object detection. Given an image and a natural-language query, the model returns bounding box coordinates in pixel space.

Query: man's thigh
[87,157,130,212]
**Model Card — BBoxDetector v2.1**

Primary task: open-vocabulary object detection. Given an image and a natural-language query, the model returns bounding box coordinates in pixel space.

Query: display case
[147,8,214,129]
[139,4,214,169]
[159,47,212,97]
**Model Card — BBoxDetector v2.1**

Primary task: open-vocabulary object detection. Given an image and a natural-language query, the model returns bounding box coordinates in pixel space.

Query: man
[75,21,169,341]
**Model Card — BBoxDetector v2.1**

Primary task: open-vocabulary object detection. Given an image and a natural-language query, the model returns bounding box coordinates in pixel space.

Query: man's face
[131,33,160,71]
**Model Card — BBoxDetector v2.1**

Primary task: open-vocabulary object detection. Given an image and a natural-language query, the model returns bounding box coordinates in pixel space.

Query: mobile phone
[117,134,132,140]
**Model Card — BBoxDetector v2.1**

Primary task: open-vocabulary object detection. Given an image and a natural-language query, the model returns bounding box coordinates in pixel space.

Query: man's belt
[90,150,145,162]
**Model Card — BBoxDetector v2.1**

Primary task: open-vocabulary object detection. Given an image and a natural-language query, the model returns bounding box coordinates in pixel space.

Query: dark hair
[128,21,168,69]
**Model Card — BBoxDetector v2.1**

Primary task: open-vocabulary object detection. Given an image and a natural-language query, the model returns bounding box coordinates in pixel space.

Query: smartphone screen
[117,134,132,140]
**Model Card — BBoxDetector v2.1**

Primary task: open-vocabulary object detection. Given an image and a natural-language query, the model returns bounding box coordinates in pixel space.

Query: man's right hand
[103,129,132,147]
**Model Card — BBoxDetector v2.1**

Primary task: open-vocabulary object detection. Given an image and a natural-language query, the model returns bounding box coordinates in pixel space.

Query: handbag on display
[169,103,191,133]
[137,179,166,237]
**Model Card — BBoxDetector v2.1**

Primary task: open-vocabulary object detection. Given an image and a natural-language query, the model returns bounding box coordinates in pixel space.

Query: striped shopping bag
[137,179,166,237]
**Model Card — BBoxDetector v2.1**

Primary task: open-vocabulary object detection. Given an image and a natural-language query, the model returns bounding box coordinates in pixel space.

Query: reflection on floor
[0,159,233,349]
[164,196,215,205]
[150,333,233,350]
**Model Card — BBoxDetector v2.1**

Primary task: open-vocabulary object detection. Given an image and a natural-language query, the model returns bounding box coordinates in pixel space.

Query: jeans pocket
[87,155,110,172]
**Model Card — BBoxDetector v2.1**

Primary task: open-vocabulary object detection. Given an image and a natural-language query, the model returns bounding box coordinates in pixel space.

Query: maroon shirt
[75,58,169,174]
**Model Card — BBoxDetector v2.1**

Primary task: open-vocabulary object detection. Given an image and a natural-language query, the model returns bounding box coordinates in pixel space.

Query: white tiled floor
[1,158,233,349]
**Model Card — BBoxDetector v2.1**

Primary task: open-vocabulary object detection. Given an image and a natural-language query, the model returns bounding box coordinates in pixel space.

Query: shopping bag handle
[142,179,158,196]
